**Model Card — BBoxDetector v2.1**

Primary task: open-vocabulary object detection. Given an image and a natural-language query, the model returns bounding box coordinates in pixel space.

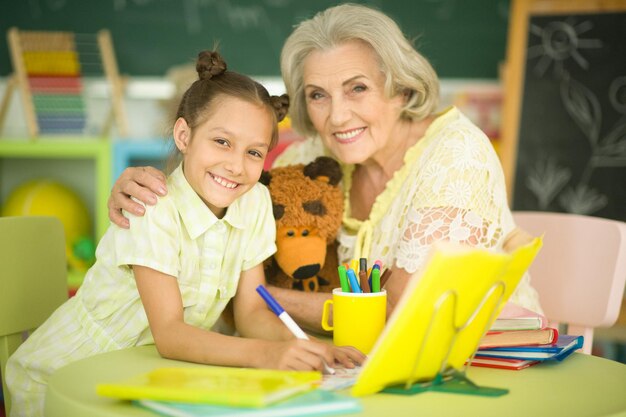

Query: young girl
[6,51,365,417]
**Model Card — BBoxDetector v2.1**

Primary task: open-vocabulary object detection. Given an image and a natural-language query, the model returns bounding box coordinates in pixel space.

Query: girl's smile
[209,172,239,189]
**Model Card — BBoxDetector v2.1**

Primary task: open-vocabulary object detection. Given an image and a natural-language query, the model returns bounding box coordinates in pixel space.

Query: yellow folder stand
[351,238,543,397]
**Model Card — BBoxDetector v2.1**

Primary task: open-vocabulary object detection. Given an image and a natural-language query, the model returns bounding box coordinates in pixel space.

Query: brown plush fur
[260,157,343,292]
[216,157,344,333]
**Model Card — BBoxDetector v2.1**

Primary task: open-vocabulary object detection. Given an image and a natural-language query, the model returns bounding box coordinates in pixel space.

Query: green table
[45,345,626,417]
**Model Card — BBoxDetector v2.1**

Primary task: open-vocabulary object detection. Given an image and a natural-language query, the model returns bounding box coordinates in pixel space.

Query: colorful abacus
[3,28,127,138]
[20,31,86,134]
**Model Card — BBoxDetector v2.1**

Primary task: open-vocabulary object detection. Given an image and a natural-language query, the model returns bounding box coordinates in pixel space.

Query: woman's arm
[265,286,332,334]
[380,267,411,317]
[108,166,167,228]
[384,213,534,317]
[134,264,363,370]
[384,222,533,317]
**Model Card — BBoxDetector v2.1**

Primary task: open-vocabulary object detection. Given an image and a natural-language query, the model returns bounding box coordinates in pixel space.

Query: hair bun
[270,94,290,122]
[196,50,227,80]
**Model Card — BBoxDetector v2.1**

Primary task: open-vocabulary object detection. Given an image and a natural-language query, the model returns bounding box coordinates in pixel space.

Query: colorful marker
[350,259,359,272]
[338,265,350,292]
[359,269,370,293]
[346,269,362,293]
[359,258,367,274]
[371,267,381,292]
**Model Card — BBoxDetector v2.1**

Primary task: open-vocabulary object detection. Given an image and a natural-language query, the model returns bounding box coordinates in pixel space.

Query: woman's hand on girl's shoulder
[108,166,168,228]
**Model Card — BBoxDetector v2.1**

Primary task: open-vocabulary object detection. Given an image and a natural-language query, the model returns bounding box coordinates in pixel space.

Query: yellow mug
[321,288,387,354]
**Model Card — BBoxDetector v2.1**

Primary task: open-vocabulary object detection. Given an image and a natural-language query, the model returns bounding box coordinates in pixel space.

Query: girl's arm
[134,264,364,370]
[134,264,277,368]
[233,264,366,369]
[108,166,167,228]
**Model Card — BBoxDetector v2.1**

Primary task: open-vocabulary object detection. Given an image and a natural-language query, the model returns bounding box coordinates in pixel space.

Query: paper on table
[319,366,361,391]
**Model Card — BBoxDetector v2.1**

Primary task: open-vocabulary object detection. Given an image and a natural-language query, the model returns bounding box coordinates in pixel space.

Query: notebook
[350,237,543,396]
[135,390,361,417]
[478,327,558,349]
[97,367,321,407]
[475,334,584,361]
[490,303,547,331]
[468,357,540,370]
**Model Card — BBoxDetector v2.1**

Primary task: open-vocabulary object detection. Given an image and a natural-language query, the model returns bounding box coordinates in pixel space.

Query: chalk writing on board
[6,0,510,78]
[27,0,68,18]
[425,0,456,20]
[526,17,602,77]
[182,0,266,33]
[111,0,283,34]
[515,13,626,221]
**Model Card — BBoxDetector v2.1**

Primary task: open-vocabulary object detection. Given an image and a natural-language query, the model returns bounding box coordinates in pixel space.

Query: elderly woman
[108,4,542,332]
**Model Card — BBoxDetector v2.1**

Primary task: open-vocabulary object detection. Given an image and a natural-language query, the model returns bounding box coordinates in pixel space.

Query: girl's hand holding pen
[256,285,365,373]
[307,334,366,369]
[261,338,335,372]
[329,343,366,369]
[261,338,365,372]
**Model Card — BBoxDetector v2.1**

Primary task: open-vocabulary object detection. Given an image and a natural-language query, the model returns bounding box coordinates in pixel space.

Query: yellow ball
[3,180,92,270]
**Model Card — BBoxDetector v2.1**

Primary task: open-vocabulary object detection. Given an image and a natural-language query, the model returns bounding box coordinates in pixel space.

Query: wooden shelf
[112,139,169,183]
[0,138,111,239]
[0,138,114,290]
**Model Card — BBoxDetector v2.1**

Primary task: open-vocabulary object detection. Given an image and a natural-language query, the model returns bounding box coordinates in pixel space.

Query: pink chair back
[513,211,626,354]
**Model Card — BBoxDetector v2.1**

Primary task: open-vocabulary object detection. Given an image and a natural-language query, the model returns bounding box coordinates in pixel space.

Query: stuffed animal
[212,156,344,336]
[259,156,343,293]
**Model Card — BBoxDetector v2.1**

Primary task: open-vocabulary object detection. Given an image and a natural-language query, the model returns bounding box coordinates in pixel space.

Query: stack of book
[470,314,584,370]
[97,367,362,417]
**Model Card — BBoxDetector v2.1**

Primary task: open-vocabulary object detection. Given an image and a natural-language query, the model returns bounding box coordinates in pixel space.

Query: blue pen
[256,285,335,374]
[346,269,362,293]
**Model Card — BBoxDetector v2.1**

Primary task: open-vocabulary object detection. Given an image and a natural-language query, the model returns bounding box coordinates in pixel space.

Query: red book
[469,356,540,370]
[479,328,558,349]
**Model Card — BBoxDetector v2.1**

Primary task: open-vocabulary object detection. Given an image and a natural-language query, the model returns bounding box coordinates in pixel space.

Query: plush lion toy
[259,156,343,292]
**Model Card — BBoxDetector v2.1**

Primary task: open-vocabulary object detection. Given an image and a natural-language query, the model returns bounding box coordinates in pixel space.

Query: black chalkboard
[1,0,509,78]
[512,12,626,221]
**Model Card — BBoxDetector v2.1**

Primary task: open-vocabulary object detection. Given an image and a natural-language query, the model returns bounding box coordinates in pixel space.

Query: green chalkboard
[512,11,626,221]
[1,0,510,78]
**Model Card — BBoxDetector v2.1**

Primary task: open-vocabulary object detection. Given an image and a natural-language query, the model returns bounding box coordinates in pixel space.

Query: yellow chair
[513,211,626,354]
[0,216,68,415]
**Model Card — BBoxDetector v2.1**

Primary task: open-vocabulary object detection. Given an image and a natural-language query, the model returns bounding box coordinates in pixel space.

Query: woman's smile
[334,127,366,143]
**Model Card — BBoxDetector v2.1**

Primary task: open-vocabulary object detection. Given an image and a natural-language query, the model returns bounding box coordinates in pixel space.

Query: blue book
[475,335,584,361]
[135,390,362,417]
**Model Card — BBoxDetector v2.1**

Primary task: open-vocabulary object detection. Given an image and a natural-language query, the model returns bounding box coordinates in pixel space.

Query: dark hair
[168,50,289,172]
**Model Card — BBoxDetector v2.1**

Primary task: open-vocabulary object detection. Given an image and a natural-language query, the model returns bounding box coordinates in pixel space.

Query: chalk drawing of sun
[527,16,603,77]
